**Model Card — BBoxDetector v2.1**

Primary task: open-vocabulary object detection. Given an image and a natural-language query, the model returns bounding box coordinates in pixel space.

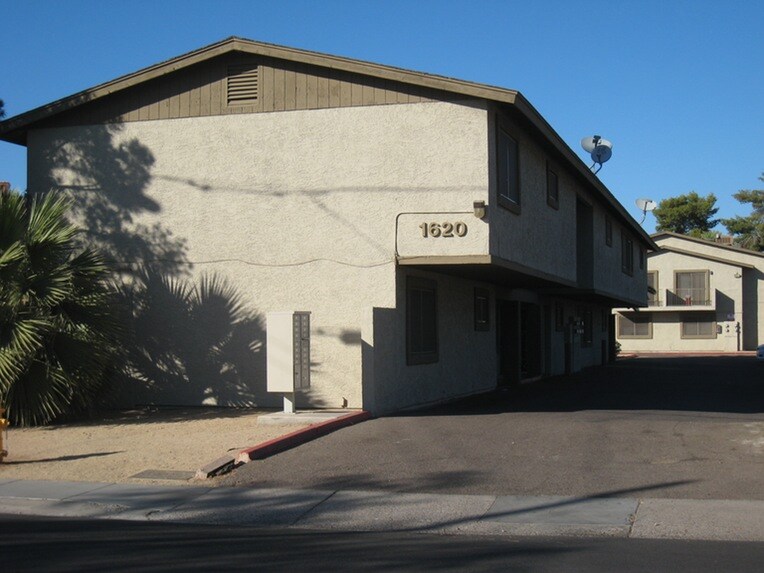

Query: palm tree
[0,191,124,426]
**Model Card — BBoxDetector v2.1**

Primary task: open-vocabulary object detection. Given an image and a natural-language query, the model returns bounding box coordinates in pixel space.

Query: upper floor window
[497,125,520,213]
[673,270,710,306]
[647,271,660,306]
[546,162,559,209]
[621,231,634,275]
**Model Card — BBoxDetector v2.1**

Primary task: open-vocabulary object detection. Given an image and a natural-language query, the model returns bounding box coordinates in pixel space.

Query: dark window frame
[474,288,490,331]
[496,119,521,214]
[546,161,559,210]
[621,231,634,276]
[605,218,613,247]
[406,276,439,365]
[555,302,565,332]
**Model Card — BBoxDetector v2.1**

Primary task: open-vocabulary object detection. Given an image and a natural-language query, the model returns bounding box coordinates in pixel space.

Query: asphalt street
[3,514,764,573]
[221,356,764,500]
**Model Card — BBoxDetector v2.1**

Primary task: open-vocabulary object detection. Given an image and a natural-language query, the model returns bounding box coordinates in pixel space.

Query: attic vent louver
[227,64,259,105]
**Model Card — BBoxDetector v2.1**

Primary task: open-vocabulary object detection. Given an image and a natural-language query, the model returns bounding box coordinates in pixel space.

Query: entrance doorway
[497,300,543,387]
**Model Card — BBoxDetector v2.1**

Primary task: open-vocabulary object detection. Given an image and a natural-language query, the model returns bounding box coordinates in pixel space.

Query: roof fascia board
[652,232,764,260]
[651,245,755,269]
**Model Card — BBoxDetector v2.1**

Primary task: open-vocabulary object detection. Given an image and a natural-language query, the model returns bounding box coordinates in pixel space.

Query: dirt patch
[0,408,309,485]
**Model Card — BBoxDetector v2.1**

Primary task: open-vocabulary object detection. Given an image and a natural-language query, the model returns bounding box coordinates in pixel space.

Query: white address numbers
[419,221,468,238]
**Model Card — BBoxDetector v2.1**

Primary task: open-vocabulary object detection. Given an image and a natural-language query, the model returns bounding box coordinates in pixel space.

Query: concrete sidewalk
[1,478,762,542]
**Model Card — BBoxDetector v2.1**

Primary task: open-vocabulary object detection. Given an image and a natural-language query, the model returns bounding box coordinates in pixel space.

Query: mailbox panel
[267,311,311,393]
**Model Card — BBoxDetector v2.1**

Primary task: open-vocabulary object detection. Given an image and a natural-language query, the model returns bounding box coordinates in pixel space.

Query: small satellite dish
[581,135,602,153]
[581,135,613,173]
[591,142,612,165]
[635,198,657,212]
[635,198,657,224]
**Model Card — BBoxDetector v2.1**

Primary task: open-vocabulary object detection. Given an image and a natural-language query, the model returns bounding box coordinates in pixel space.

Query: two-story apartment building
[0,38,655,414]
[616,233,763,353]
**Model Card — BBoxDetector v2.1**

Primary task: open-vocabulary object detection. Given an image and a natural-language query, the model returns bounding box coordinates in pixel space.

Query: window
[647,271,660,307]
[674,271,710,306]
[618,313,652,338]
[555,303,565,332]
[497,124,520,213]
[605,218,613,247]
[639,248,645,270]
[474,288,490,331]
[681,313,716,339]
[546,162,559,209]
[621,231,633,275]
[227,64,259,106]
[407,276,438,364]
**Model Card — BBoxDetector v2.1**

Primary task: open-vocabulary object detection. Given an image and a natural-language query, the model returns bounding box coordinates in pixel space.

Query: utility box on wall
[266,311,311,394]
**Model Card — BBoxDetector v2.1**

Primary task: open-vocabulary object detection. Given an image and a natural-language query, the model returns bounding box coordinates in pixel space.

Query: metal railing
[666,289,711,306]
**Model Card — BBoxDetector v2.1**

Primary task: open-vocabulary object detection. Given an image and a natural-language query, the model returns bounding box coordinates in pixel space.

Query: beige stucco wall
[617,249,748,352]
[654,236,764,347]
[27,101,494,412]
[485,110,646,305]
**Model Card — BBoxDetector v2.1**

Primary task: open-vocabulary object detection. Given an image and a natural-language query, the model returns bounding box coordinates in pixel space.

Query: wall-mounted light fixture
[734,272,742,279]
[473,200,486,219]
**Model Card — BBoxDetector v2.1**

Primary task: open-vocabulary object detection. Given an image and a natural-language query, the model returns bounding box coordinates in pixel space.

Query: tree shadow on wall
[38,123,272,408]
[39,123,187,277]
[111,269,271,408]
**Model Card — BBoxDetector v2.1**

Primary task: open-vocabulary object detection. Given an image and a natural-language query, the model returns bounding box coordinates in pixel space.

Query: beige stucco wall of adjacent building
[617,246,755,353]
[653,236,764,347]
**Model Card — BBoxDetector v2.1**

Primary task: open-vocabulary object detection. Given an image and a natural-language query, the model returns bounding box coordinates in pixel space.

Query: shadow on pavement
[408,356,764,416]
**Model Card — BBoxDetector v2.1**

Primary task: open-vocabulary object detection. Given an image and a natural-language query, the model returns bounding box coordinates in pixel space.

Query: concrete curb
[195,410,372,479]
[236,410,373,463]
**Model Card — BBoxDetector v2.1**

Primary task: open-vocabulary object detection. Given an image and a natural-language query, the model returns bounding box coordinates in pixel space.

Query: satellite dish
[635,198,657,224]
[581,135,613,173]
[591,142,612,165]
[581,135,601,153]
[635,198,657,212]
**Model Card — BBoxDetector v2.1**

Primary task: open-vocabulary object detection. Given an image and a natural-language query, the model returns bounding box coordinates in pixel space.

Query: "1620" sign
[418,221,468,238]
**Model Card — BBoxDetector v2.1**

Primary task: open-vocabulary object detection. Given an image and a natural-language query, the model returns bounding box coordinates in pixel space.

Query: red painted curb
[236,410,373,464]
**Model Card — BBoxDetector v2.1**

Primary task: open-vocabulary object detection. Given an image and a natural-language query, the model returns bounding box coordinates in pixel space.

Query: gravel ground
[0,408,308,486]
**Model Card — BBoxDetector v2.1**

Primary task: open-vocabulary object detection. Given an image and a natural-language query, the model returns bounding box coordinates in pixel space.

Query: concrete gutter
[195,410,372,479]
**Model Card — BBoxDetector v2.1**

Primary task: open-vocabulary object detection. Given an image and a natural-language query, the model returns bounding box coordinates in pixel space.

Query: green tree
[721,174,764,251]
[0,98,5,118]
[0,190,124,426]
[653,192,719,236]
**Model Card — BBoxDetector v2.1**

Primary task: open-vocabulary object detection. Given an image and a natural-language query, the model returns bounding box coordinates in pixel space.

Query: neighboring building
[0,38,654,414]
[616,232,764,353]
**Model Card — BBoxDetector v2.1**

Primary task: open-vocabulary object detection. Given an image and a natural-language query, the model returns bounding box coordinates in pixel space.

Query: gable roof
[0,36,655,249]
[650,244,756,269]
[652,232,764,260]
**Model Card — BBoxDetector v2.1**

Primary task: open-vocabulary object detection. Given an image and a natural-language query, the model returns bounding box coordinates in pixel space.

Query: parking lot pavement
[220,355,764,501]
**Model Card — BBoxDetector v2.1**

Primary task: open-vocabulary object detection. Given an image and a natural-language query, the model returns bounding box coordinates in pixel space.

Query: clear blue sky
[2,0,762,233]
